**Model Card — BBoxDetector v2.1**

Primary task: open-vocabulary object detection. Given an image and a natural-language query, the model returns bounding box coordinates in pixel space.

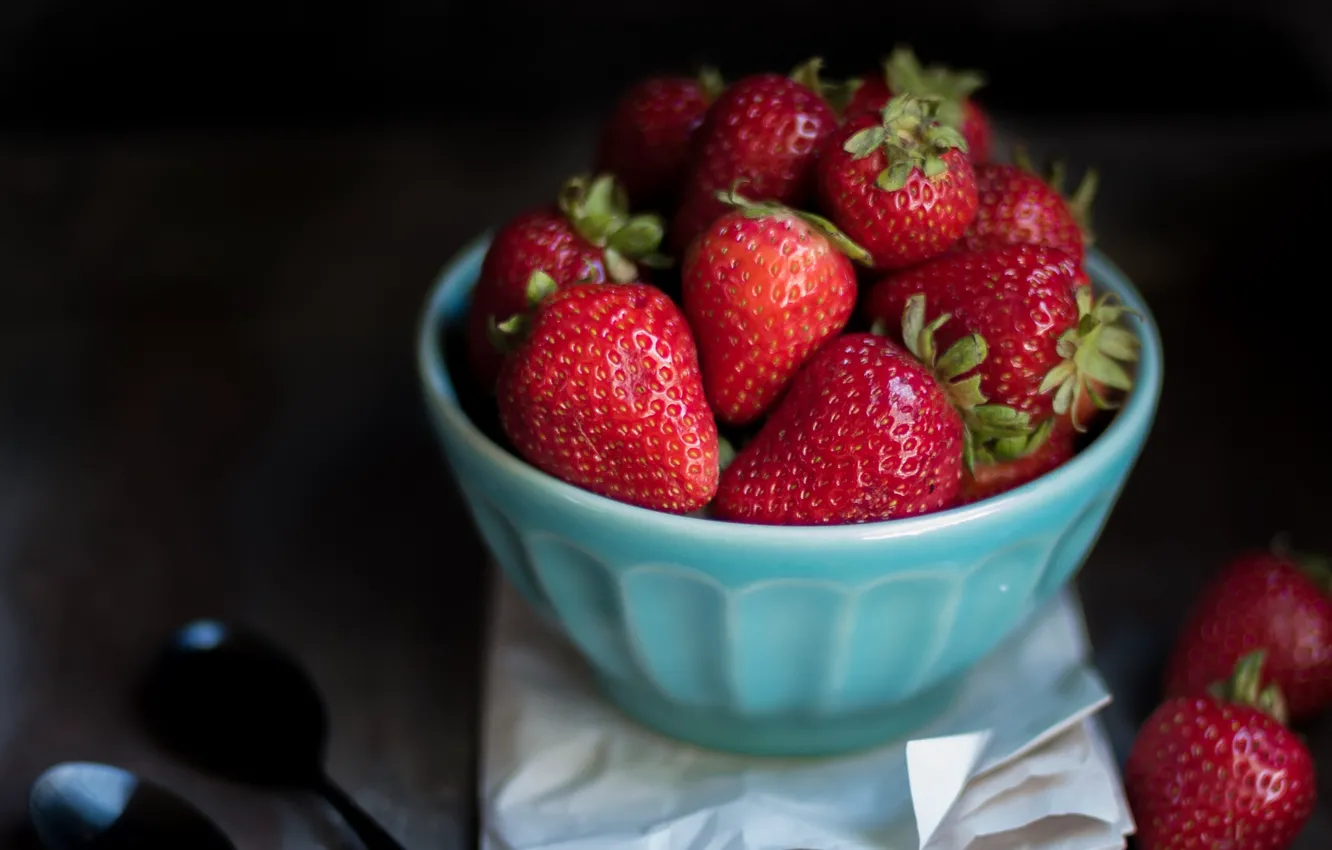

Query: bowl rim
[417,234,1164,542]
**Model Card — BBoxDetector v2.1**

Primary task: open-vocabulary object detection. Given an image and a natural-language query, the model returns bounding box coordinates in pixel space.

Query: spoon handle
[315,776,407,850]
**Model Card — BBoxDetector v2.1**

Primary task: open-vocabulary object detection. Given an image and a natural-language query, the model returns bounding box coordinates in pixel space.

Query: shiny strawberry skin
[867,245,1080,422]
[1164,551,1332,721]
[817,112,978,270]
[955,163,1086,263]
[466,208,607,389]
[1126,695,1316,850]
[497,282,719,514]
[670,75,836,254]
[844,76,991,163]
[956,425,1075,505]
[714,333,963,525]
[682,209,857,426]
[595,76,713,207]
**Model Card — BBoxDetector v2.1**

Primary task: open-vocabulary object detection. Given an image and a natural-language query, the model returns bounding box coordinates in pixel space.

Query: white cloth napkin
[480,580,1134,850]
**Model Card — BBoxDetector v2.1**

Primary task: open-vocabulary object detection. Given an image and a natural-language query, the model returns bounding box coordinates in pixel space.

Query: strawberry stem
[1037,286,1140,432]
[1207,650,1290,726]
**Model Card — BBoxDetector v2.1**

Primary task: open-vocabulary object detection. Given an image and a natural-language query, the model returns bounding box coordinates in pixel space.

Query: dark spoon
[140,619,406,850]
[29,761,235,850]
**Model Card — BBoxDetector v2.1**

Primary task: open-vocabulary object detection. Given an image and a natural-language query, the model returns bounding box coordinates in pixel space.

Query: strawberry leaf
[698,66,725,101]
[936,333,986,380]
[1040,285,1141,431]
[1098,326,1141,362]
[923,156,949,178]
[971,404,1033,438]
[990,418,1054,462]
[948,374,986,410]
[713,189,874,265]
[884,45,985,131]
[603,248,637,283]
[487,313,530,355]
[1208,650,1290,726]
[525,270,559,306]
[788,56,825,92]
[844,126,888,158]
[854,93,968,194]
[609,216,666,258]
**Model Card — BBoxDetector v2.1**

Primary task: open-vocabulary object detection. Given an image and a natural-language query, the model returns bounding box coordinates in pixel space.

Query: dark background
[1,1,1330,848]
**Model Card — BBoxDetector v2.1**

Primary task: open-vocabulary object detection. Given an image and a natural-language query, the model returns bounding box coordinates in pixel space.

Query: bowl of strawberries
[418,48,1163,757]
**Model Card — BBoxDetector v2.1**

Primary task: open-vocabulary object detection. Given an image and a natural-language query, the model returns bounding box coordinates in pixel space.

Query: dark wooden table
[1,111,1329,848]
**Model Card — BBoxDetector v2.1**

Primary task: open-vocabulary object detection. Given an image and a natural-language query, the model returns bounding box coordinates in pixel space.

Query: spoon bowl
[29,761,234,850]
[141,618,406,850]
[142,618,327,787]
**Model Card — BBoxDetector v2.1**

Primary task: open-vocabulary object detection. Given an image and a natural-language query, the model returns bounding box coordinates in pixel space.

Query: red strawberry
[595,69,724,208]
[956,154,1098,263]
[955,421,1075,505]
[845,46,992,164]
[713,333,965,525]
[495,274,719,513]
[1128,652,1316,850]
[1164,546,1332,722]
[669,59,839,255]
[682,190,871,426]
[817,94,979,270]
[466,174,669,389]
[866,245,1139,457]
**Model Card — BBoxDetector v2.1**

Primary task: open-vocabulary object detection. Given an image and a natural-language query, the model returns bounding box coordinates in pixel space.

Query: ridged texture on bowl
[419,238,1162,755]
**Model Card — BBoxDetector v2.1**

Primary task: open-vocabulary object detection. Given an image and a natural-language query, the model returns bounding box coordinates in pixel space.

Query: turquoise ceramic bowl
[418,236,1163,757]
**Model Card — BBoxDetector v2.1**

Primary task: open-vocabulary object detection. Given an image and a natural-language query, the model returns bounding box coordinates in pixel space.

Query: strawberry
[466,174,669,389]
[669,59,839,255]
[712,333,965,525]
[817,94,979,270]
[494,274,719,513]
[1164,545,1332,722]
[955,153,1098,263]
[1127,652,1316,850]
[866,245,1140,457]
[595,69,724,208]
[955,422,1076,505]
[845,46,992,164]
[682,189,871,426]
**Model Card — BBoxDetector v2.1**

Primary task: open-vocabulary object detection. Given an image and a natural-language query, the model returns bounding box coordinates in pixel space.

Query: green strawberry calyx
[843,94,969,192]
[557,173,672,282]
[714,185,874,265]
[1015,147,1100,247]
[486,269,560,354]
[883,293,1034,473]
[1270,533,1332,594]
[717,435,737,473]
[1207,650,1290,726]
[790,56,863,115]
[985,416,1056,465]
[883,45,985,133]
[698,66,725,101]
[1038,286,1140,432]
